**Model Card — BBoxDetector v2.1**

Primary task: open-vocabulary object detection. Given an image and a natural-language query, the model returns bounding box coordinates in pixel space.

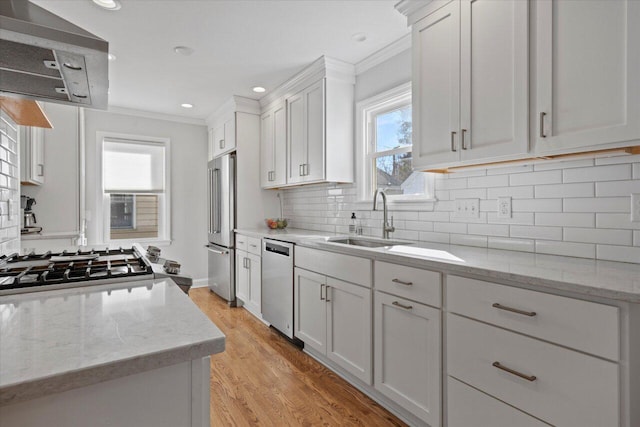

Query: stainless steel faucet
[372,189,395,239]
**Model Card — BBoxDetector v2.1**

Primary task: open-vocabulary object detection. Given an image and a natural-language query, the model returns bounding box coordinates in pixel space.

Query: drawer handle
[492,303,536,317]
[492,361,537,382]
[392,278,413,286]
[392,301,412,310]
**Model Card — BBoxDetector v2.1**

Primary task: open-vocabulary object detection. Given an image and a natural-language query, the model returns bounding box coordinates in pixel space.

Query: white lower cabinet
[235,250,249,303]
[235,249,261,317]
[448,377,546,427]
[294,267,372,384]
[374,290,441,426]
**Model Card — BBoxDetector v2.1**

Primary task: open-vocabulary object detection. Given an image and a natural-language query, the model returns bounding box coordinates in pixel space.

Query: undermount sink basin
[328,237,413,248]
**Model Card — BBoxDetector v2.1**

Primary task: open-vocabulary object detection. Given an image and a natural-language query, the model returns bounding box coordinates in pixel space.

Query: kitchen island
[0,278,225,427]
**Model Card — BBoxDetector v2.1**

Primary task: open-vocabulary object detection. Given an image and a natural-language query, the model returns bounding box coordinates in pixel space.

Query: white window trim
[355,82,435,210]
[95,131,171,246]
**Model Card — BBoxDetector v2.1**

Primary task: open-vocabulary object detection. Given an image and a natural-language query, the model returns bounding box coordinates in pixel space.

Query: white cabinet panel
[304,79,325,182]
[212,116,236,158]
[260,109,274,187]
[287,91,305,184]
[412,0,460,168]
[235,249,248,304]
[246,252,261,317]
[294,267,327,353]
[460,0,528,162]
[374,291,441,426]
[326,277,372,385]
[535,0,640,153]
[295,246,371,288]
[260,103,287,188]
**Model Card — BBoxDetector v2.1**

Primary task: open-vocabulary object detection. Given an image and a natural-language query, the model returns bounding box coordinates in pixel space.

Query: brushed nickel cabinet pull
[320,284,325,301]
[392,278,413,286]
[461,129,467,150]
[539,112,546,138]
[492,361,537,382]
[325,285,331,302]
[219,139,225,149]
[299,164,304,176]
[451,131,457,152]
[392,301,412,310]
[492,303,537,317]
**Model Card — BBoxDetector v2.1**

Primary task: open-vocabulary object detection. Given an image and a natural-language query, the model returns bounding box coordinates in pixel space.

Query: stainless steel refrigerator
[206,153,236,305]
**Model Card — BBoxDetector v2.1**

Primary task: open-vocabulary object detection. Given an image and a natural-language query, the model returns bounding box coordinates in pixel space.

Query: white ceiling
[31,0,409,121]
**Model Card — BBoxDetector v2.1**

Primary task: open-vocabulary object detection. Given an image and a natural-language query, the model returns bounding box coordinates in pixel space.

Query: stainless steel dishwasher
[261,239,295,339]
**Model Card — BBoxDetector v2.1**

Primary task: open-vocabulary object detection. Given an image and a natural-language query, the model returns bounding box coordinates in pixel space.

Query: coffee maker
[20,195,38,230]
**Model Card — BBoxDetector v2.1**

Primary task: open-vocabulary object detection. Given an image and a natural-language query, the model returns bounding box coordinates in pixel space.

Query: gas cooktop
[0,247,154,295]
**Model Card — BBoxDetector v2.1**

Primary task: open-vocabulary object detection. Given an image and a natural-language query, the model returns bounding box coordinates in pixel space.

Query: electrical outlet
[497,197,512,219]
[454,198,480,218]
[632,194,640,222]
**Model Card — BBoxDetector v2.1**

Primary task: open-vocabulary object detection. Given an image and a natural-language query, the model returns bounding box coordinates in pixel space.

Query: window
[99,134,170,244]
[356,82,433,203]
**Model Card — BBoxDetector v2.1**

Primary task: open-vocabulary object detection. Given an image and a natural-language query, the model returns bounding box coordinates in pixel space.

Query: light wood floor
[190,287,406,427]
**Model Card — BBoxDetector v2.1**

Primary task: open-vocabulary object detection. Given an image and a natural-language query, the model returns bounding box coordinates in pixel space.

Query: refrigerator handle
[214,168,222,233]
[205,244,228,255]
[207,168,213,234]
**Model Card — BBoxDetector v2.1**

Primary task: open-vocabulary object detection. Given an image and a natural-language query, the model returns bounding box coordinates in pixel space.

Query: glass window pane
[374,152,426,196]
[110,194,159,240]
[375,105,412,152]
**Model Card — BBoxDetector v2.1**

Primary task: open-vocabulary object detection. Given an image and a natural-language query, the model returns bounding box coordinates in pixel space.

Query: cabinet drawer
[447,314,619,427]
[375,261,441,308]
[447,275,619,360]
[235,234,248,251]
[295,246,371,287]
[247,237,261,256]
[448,377,547,427]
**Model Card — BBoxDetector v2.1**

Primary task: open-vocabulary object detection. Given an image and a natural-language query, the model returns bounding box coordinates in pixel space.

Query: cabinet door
[374,291,441,426]
[460,0,528,162]
[294,267,326,353]
[235,250,249,304]
[535,0,640,153]
[20,126,45,185]
[412,0,461,169]
[212,125,225,159]
[272,103,287,187]
[223,116,236,153]
[303,79,325,182]
[207,128,214,161]
[246,253,261,316]
[287,91,305,184]
[260,109,274,187]
[326,278,372,385]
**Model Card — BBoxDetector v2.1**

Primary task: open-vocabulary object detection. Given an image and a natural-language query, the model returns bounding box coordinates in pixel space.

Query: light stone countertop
[0,279,225,406]
[236,228,640,303]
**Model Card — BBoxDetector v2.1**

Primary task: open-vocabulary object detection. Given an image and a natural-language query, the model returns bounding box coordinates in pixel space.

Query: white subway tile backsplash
[596,245,640,264]
[450,234,487,248]
[563,228,633,245]
[487,186,534,199]
[511,225,563,241]
[534,182,594,198]
[563,164,632,183]
[596,180,640,197]
[535,213,595,227]
[467,223,509,237]
[467,174,509,188]
[283,159,640,264]
[488,237,535,252]
[563,197,630,213]
[535,240,596,259]
[509,170,562,186]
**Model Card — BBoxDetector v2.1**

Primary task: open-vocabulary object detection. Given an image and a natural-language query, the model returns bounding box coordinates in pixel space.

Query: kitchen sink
[328,237,413,248]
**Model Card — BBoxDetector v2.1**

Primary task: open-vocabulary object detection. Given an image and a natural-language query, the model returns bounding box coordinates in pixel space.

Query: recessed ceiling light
[92,0,121,11]
[252,86,266,93]
[181,103,193,109]
[173,46,194,56]
[107,53,116,61]
[352,32,367,42]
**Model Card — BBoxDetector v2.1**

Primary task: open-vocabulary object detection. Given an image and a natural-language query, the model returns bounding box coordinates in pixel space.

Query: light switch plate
[454,198,480,218]
[632,194,640,222]
[497,197,512,219]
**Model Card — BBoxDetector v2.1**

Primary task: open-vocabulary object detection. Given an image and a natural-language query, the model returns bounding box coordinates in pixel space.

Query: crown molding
[354,34,411,75]
[396,0,451,25]
[258,56,355,109]
[106,106,206,126]
[206,95,261,126]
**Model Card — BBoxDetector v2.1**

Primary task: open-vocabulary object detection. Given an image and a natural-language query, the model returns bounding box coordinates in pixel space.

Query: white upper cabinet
[211,115,236,159]
[260,102,286,188]
[20,125,45,185]
[259,56,355,188]
[534,0,640,154]
[411,0,529,170]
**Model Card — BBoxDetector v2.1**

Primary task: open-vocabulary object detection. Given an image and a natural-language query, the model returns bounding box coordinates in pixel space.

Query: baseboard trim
[192,278,208,288]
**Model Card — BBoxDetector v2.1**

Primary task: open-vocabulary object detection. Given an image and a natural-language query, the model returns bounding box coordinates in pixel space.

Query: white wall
[355,49,411,102]
[83,110,208,280]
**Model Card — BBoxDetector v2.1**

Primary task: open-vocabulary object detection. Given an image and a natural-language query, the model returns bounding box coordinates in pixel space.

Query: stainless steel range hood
[0,0,108,109]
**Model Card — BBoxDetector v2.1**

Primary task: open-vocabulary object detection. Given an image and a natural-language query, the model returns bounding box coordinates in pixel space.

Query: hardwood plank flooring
[190,287,406,427]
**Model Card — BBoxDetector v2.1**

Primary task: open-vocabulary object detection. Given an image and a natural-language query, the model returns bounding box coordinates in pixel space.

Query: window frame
[355,82,435,207]
[95,131,171,246]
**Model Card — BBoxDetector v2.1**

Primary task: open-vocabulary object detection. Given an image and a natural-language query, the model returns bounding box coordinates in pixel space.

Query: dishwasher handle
[264,241,291,256]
